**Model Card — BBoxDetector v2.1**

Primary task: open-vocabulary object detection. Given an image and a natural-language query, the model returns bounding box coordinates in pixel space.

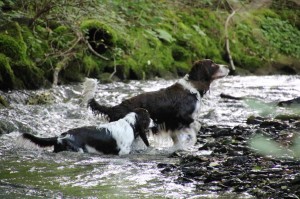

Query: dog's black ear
[139,126,150,147]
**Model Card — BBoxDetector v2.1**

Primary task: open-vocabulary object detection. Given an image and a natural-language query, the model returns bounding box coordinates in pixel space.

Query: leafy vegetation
[261,17,300,58]
[0,0,299,89]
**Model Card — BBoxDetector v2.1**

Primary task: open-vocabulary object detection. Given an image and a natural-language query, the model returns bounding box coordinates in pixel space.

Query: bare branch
[225,9,237,71]
[53,53,74,86]
[83,39,110,61]
[109,57,117,80]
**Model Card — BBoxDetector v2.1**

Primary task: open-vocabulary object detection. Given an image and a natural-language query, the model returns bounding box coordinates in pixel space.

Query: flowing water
[0,75,299,198]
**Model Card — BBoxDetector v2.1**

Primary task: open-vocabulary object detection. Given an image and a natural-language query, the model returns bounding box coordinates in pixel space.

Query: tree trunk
[53,56,71,86]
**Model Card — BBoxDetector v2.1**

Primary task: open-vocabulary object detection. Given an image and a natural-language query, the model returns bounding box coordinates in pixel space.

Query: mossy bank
[0,0,299,90]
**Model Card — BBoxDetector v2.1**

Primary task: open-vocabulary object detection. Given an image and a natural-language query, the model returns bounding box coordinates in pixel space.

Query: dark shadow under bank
[159,115,300,198]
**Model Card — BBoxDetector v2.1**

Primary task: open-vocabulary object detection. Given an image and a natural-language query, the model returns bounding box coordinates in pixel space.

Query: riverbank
[161,116,300,198]
[0,0,299,90]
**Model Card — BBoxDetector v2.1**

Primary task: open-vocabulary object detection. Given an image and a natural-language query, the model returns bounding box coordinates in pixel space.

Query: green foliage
[230,22,268,71]
[83,55,101,75]
[153,29,176,43]
[175,9,224,62]
[21,25,47,61]
[0,22,46,89]
[0,0,299,88]
[51,25,76,50]
[260,17,300,58]
[0,34,24,60]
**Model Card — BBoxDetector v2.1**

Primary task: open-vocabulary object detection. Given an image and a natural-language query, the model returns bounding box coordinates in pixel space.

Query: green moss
[83,55,100,75]
[122,28,175,79]
[21,25,47,60]
[275,114,300,121]
[0,22,47,89]
[149,44,175,77]
[12,62,45,89]
[51,25,76,50]
[0,95,9,108]
[1,1,299,86]
[2,22,28,54]
[26,91,55,105]
[173,10,224,62]
[172,45,190,61]
[0,34,25,61]
[115,57,136,79]
[0,54,17,90]
[230,16,272,71]
[61,58,85,83]
[53,25,68,34]
[173,61,190,76]
[80,19,118,54]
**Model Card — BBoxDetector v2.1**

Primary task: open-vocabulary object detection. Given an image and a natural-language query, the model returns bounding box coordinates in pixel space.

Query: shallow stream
[0,75,299,198]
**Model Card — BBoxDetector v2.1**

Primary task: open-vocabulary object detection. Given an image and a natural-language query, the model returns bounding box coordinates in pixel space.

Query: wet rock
[0,120,16,134]
[0,95,9,108]
[26,91,55,105]
[211,128,232,137]
[247,115,265,125]
[157,163,177,174]
[275,114,300,121]
[220,93,244,100]
[224,156,249,166]
[277,97,300,107]
[0,119,35,134]
[259,120,290,129]
[162,120,300,198]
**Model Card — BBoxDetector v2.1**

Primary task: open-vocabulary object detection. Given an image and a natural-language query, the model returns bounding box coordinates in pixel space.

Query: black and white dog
[19,108,154,155]
[84,59,229,148]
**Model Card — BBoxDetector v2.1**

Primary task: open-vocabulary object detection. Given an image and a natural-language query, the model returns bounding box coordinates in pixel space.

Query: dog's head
[132,108,154,147]
[188,59,229,82]
[187,59,229,95]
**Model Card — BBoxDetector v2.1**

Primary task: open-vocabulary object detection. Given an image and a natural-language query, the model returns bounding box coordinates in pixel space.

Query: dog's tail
[21,133,58,147]
[82,78,115,118]
[81,78,98,107]
[88,98,116,117]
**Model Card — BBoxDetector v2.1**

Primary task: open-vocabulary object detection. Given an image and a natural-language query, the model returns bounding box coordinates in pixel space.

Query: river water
[0,75,299,198]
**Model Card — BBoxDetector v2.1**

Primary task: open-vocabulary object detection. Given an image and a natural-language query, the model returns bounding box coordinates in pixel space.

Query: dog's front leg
[171,120,201,150]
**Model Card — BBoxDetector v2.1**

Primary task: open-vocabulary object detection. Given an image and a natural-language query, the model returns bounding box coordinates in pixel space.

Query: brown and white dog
[84,59,229,148]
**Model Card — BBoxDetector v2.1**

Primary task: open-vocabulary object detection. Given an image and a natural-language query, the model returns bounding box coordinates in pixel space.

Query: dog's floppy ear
[134,108,151,147]
[138,125,150,147]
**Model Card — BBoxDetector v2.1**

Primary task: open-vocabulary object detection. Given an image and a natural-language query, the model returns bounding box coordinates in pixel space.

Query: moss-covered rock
[0,22,46,89]
[26,91,55,105]
[275,114,300,121]
[80,19,118,55]
[0,34,25,61]
[0,53,17,90]
[0,120,17,134]
[0,95,9,108]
